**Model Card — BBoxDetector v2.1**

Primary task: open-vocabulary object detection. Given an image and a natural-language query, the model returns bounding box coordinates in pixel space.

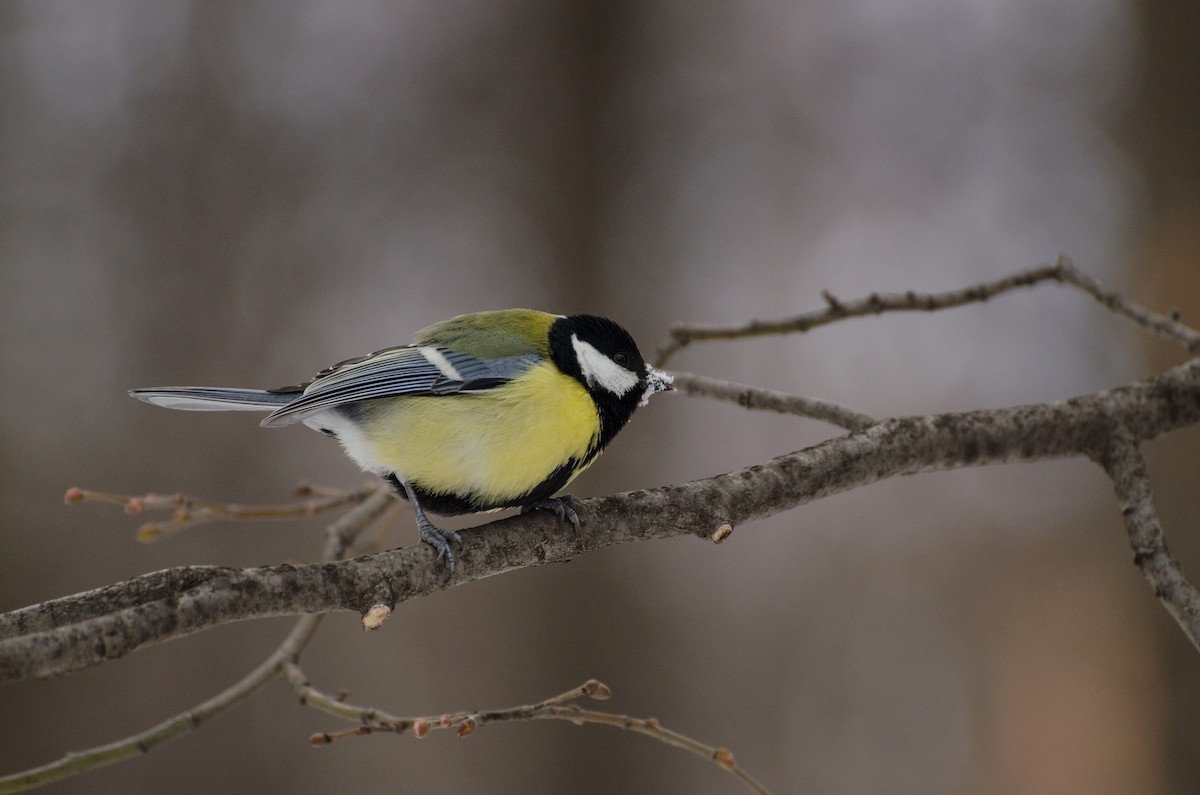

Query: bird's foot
[521,495,582,536]
[416,517,463,573]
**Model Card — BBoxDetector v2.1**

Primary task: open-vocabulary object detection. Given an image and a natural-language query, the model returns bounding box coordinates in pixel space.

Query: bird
[130,309,674,571]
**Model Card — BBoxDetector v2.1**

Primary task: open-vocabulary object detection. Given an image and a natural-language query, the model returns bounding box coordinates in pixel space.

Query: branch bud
[582,679,612,700]
[711,523,733,543]
[361,603,391,631]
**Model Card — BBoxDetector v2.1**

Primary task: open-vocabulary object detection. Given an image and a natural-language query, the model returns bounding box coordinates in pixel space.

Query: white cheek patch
[571,334,639,396]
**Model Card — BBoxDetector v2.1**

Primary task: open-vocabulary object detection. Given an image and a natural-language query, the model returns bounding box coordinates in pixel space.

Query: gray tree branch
[654,256,1200,366]
[4,356,1199,683]
[1098,432,1200,651]
[667,372,877,430]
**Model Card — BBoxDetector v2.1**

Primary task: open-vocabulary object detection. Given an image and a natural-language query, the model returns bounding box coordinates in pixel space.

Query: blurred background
[2,1,1199,792]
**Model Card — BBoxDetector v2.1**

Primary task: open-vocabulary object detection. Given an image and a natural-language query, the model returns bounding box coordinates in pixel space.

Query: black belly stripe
[383,458,584,517]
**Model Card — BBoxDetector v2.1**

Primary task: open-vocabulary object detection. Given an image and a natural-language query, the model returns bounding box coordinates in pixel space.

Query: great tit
[131,309,674,570]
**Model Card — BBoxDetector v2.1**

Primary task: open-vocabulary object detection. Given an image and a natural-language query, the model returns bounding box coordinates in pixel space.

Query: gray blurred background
[2,1,1199,792]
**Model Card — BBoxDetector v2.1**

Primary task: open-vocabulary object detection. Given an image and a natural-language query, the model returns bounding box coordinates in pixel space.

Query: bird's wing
[261,346,542,427]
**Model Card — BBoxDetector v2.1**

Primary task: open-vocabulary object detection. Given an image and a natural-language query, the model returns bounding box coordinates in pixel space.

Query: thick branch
[0,488,390,640]
[3,357,1199,683]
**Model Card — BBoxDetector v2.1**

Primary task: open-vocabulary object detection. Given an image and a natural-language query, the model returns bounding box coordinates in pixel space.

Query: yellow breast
[364,362,600,504]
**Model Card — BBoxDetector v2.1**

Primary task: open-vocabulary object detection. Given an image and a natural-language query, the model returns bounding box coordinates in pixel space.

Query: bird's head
[550,314,673,417]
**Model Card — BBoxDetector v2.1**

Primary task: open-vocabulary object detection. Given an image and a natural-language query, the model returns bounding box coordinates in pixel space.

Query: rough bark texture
[3,357,1198,683]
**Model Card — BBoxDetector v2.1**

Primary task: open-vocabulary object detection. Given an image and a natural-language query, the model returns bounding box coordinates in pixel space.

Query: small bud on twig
[713,747,736,769]
[582,679,612,700]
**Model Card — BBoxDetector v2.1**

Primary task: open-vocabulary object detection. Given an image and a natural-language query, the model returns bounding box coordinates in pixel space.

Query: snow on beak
[639,366,674,406]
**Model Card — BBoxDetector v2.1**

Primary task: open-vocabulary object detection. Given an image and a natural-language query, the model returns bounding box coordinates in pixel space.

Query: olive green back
[411,309,558,358]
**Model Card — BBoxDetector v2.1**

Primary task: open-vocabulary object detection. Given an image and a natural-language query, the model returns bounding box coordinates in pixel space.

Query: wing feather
[261,346,541,427]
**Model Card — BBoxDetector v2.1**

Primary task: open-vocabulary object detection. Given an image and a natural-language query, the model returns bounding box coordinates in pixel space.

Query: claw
[391,475,462,574]
[417,518,462,573]
[521,495,582,536]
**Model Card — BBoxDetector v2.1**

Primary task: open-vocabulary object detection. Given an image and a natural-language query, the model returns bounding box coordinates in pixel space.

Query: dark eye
[613,352,629,367]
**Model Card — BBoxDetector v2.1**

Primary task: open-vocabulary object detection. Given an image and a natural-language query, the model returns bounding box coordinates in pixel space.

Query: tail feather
[129,387,297,412]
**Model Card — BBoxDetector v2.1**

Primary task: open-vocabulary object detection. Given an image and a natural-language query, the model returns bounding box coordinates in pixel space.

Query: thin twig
[63,483,379,541]
[1097,433,1200,652]
[0,616,324,795]
[669,371,876,431]
[532,706,768,795]
[297,678,770,794]
[283,660,410,727]
[654,256,1200,365]
[0,489,396,793]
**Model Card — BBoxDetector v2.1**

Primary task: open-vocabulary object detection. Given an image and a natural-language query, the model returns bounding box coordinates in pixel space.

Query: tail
[129,387,297,412]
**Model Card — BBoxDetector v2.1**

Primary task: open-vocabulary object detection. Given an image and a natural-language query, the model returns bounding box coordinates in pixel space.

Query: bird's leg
[394,478,462,573]
[521,495,582,536]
